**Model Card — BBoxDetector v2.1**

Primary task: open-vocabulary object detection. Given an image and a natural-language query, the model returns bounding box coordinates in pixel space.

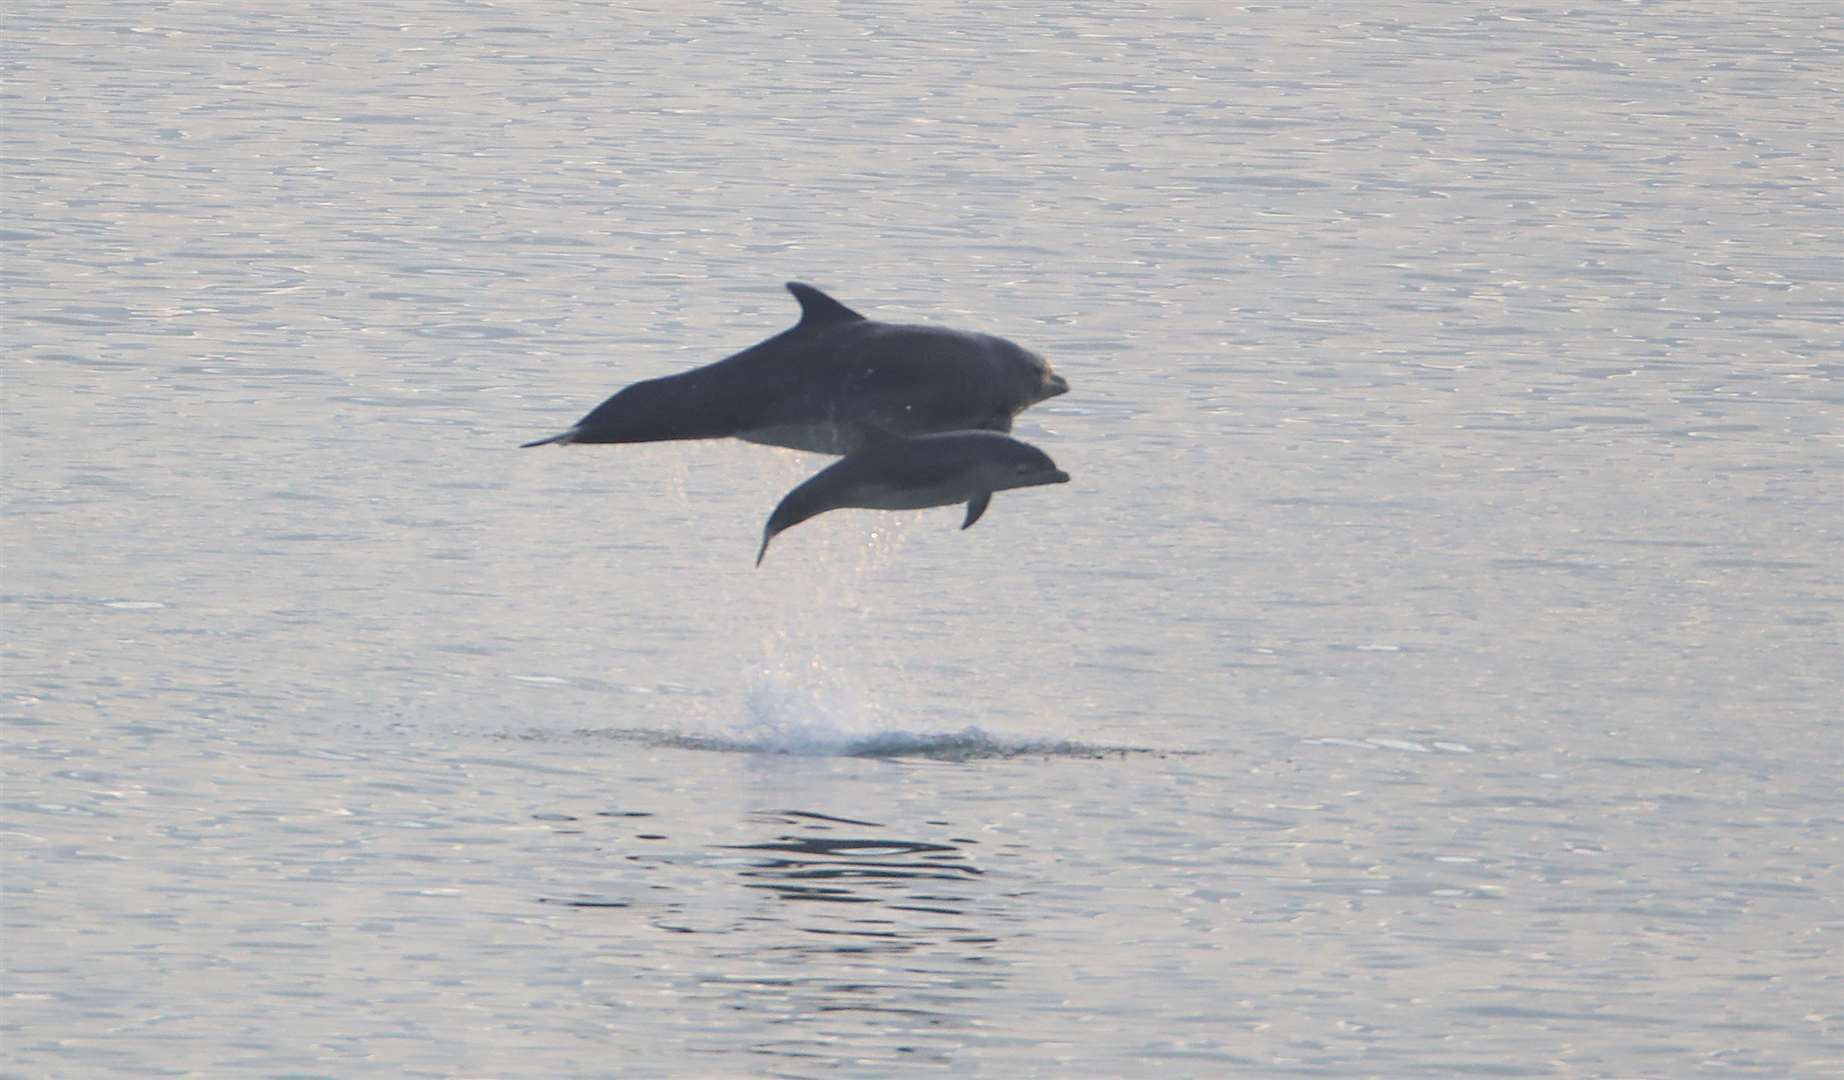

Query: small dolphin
[522,283,1068,454]
[756,431,1070,565]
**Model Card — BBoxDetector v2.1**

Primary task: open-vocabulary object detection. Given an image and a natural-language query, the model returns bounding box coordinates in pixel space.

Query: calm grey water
[5,3,1841,1077]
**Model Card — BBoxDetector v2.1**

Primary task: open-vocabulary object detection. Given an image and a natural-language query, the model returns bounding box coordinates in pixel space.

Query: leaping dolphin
[521,283,1069,454]
[756,431,1070,565]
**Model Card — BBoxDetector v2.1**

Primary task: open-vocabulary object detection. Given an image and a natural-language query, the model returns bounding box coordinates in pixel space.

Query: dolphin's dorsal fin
[962,492,992,530]
[787,282,866,328]
[855,424,902,450]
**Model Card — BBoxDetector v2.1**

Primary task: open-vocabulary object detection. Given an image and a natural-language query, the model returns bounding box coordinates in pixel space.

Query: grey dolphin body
[756,431,1070,565]
[521,283,1068,454]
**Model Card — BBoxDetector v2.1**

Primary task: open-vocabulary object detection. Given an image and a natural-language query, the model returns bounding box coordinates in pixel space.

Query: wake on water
[577,677,1156,760]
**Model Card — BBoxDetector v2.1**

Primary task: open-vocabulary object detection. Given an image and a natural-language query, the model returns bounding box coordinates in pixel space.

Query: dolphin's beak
[1039,370,1069,400]
[1047,469,1071,485]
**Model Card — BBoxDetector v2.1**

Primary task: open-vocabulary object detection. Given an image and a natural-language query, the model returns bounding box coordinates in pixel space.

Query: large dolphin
[756,431,1070,565]
[521,283,1068,454]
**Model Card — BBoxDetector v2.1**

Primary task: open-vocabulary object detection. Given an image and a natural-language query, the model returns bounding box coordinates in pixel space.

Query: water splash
[527,448,1147,759]
[735,676,880,754]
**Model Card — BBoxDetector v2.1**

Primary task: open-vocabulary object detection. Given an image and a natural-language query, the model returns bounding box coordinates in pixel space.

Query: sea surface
[4,3,1841,1077]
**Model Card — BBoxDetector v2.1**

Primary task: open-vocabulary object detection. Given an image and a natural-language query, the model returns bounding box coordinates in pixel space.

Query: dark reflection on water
[725,809,983,916]
[533,805,1000,951]
[702,809,1005,1069]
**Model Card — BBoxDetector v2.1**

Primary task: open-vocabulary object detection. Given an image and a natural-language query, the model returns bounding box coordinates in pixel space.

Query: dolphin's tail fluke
[757,481,828,567]
[520,427,580,448]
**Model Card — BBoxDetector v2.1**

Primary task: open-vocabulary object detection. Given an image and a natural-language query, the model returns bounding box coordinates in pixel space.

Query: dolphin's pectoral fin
[786,282,866,328]
[962,492,992,530]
